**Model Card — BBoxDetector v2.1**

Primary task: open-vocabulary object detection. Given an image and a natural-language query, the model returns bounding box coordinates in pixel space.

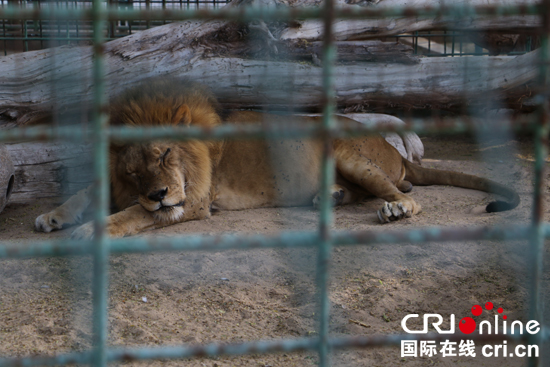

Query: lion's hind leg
[312,184,360,209]
[397,180,413,193]
[334,147,421,223]
[35,185,92,232]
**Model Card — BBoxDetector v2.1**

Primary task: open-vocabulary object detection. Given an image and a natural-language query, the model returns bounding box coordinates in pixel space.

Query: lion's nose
[148,188,168,202]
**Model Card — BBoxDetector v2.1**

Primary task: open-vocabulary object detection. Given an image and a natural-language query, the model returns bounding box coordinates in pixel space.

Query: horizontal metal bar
[0,3,542,22]
[0,352,92,367]
[0,115,540,143]
[0,36,118,41]
[0,224,545,259]
[1,328,548,367]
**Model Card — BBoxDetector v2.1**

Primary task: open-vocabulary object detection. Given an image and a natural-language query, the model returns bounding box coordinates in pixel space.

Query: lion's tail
[403,159,520,213]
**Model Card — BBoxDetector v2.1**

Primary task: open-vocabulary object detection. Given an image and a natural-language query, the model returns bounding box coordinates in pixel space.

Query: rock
[0,144,15,214]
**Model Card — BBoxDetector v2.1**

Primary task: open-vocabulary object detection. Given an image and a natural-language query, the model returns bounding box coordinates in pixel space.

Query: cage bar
[89,0,109,365]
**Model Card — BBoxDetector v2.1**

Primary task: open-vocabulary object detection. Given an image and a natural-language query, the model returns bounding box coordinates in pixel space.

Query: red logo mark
[458,317,476,334]
[459,301,506,334]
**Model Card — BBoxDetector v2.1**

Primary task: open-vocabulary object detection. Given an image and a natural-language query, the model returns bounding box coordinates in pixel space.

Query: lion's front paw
[71,222,95,240]
[377,201,420,223]
[71,221,129,239]
[35,212,66,233]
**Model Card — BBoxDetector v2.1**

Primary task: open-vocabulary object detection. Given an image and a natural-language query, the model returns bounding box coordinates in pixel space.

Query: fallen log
[0,24,542,127]
[5,142,93,203]
[282,0,541,41]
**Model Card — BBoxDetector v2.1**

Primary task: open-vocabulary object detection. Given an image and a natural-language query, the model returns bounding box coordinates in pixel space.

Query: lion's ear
[173,104,192,125]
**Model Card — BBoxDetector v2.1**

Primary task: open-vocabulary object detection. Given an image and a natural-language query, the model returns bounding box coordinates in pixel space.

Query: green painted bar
[1,330,549,367]
[0,224,544,259]
[316,0,336,360]
[0,117,540,143]
[0,352,92,367]
[0,4,542,21]
[90,0,110,365]
[527,5,550,365]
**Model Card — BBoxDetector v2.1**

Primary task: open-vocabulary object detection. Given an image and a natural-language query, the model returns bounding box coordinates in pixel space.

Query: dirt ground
[0,133,549,366]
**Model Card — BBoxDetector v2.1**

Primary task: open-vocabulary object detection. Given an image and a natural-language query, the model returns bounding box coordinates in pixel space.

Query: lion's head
[109,78,222,222]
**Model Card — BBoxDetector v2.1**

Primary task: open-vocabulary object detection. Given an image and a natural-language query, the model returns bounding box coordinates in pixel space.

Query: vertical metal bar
[71,0,76,43]
[451,32,455,56]
[318,0,336,364]
[2,16,7,55]
[23,16,27,51]
[528,3,550,366]
[128,0,132,35]
[37,0,43,50]
[145,0,150,28]
[91,0,110,365]
[65,0,70,46]
[528,113,547,367]
[56,0,60,40]
[108,0,114,39]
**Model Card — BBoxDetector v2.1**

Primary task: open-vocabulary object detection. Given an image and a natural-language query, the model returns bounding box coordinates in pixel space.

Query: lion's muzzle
[148,188,168,202]
[158,200,185,212]
[153,202,185,223]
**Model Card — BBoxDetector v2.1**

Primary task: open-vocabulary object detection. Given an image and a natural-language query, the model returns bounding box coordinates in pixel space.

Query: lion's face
[113,143,187,223]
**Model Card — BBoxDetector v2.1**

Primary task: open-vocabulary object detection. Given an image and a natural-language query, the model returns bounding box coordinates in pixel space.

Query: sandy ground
[0,134,548,366]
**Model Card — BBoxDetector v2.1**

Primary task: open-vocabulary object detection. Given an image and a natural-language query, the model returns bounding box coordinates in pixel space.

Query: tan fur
[35,79,519,238]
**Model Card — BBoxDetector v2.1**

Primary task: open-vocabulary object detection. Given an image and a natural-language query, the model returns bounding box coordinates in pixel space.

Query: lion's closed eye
[126,171,140,183]
[160,148,171,166]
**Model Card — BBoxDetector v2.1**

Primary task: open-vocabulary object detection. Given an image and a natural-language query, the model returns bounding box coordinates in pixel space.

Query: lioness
[35,79,519,239]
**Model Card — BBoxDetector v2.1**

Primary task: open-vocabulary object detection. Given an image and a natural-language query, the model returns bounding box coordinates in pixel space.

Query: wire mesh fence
[0,0,229,54]
[0,1,548,367]
[0,0,536,56]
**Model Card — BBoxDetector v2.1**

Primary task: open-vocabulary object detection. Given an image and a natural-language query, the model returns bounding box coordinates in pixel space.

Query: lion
[35,79,520,239]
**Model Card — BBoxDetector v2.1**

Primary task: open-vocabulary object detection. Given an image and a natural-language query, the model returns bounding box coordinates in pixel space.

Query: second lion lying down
[35,79,520,239]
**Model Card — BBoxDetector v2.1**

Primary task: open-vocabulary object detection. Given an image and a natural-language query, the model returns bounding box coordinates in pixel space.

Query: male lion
[35,79,519,239]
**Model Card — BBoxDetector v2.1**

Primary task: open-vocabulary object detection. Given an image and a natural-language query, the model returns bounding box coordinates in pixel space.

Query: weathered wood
[0,25,542,126]
[281,40,419,64]
[6,142,92,203]
[0,144,15,213]
[282,0,540,41]
[466,33,533,56]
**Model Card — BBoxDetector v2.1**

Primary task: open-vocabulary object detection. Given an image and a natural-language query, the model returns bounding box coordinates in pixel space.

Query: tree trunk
[283,0,540,41]
[5,142,93,203]
[0,37,541,127]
